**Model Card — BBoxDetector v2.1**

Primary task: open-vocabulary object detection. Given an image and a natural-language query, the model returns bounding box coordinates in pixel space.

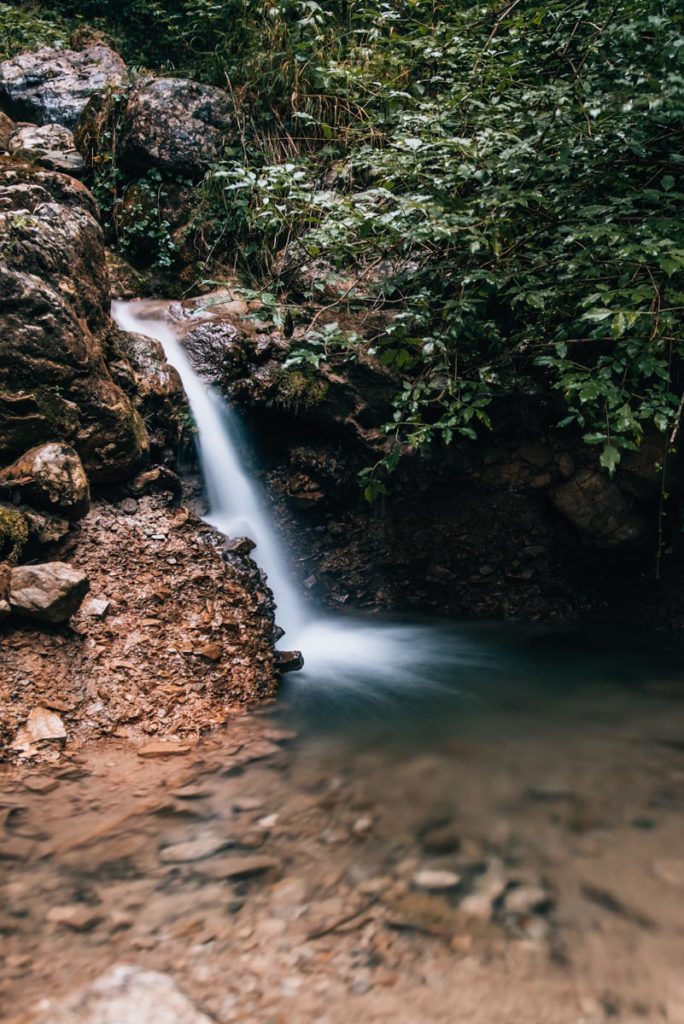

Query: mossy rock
[0,504,29,564]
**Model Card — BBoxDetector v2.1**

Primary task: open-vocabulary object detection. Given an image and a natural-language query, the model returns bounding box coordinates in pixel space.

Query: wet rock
[28,964,215,1024]
[12,706,67,752]
[0,442,90,520]
[0,45,128,129]
[550,469,647,548]
[9,562,89,622]
[46,904,101,932]
[8,123,85,176]
[0,162,149,480]
[413,869,461,891]
[223,536,256,557]
[121,77,232,177]
[276,650,304,673]
[111,327,185,462]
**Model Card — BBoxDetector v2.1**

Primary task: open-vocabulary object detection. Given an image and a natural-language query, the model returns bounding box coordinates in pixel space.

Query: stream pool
[2,621,684,1023]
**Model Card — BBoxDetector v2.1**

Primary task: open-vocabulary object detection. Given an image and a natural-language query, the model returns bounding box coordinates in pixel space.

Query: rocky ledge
[0,494,278,760]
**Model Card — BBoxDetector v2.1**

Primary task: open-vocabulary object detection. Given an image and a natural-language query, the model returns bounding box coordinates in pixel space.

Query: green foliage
[196,0,684,481]
[0,2,71,60]
[31,1,684,487]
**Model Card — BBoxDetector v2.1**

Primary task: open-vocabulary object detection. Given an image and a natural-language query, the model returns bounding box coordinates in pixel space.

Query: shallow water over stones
[2,623,684,1023]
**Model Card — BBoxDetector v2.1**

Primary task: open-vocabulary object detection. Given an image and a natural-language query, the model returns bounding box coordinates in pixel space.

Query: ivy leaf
[600,443,621,475]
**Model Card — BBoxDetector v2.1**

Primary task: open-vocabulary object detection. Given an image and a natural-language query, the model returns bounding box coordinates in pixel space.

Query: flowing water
[2,306,684,1021]
[112,301,475,693]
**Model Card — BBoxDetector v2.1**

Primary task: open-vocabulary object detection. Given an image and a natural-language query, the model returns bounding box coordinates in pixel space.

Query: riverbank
[0,494,277,760]
[2,637,684,1023]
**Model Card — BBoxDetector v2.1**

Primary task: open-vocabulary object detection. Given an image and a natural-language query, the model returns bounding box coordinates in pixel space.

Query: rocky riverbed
[2,646,684,1023]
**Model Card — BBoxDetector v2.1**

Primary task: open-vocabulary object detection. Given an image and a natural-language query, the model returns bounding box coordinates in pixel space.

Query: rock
[46,904,101,931]
[0,442,90,520]
[110,327,185,462]
[128,466,182,499]
[421,823,461,854]
[276,649,304,673]
[28,964,215,1023]
[0,110,15,150]
[22,507,71,546]
[457,858,509,919]
[0,162,150,480]
[413,869,461,891]
[120,77,232,176]
[12,706,67,752]
[196,854,280,880]
[159,834,230,864]
[223,536,256,556]
[137,741,191,758]
[550,469,647,548]
[8,123,85,176]
[81,596,110,619]
[503,884,551,914]
[23,775,60,793]
[9,562,89,622]
[0,597,10,622]
[194,642,222,662]
[0,45,128,129]
[652,858,684,888]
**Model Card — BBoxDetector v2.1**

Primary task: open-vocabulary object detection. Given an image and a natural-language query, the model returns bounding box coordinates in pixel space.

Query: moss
[271,368,329,413]
[0,505,29,564]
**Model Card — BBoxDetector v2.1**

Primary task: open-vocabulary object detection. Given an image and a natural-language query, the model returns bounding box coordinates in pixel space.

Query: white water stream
[112,302,481,689]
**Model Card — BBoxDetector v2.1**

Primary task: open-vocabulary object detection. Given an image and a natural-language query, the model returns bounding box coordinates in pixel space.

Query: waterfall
[112,301,485,693]
[112,302,306,639]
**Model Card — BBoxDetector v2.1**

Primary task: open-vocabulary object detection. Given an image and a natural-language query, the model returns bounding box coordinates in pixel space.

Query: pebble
[46,904,102,932]
[159,835,230,864]
[23,776,60,794]
[138,741,191,758]
[233,796,265,812]
[194,855,280,880]
[652,858,684,888]
[504,884,550,914]
[413,869,461,891]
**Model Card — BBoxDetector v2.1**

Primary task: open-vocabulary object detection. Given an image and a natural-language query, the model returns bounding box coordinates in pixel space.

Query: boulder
[109,326,185,461]
[8,122,84,176]
[550,468,647,548]
[0,442,90,520]
[120,77,232,176]
[9,561,89,622]
[26,965,215,1024]
[0,159,150,480]
[0,45,128,129]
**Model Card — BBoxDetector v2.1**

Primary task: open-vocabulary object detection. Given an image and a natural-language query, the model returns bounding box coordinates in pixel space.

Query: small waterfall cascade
[112,301,306,639]
[113,301,481,694]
